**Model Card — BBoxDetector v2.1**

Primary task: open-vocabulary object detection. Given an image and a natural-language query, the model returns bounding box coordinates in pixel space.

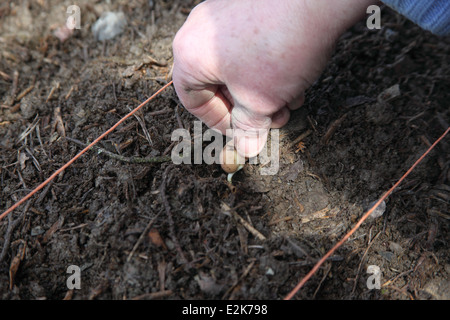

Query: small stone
[92,12,127,41]
[367,199,386,219]
[164,238,175,251]
[265,267,275,276]
[379,251,394,262]
[20,96,37,119]
[377,84,401,103]
[31,226,45,236]
[389,241,404,254]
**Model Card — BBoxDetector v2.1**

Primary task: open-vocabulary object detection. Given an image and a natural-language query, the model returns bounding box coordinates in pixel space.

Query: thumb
[230,103,271,158]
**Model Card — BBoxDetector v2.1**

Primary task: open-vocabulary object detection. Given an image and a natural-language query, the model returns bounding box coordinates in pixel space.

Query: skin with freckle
[172,0,378,157]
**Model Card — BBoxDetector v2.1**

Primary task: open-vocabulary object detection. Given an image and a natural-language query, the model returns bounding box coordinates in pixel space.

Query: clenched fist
[172,0,376,157]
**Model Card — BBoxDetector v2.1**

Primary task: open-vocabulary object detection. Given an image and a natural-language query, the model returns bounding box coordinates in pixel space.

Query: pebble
[92,12,127,41]
[389,241,404,254]
[377,84,401,103]
[20,96,37,119]
[164,238,175,251]
[379,251,394,262]
[31,225,45,236]
[367,199,386,219]
[265,267,275,276]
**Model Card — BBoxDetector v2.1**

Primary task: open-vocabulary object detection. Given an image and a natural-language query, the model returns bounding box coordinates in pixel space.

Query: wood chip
[301,206,339,223]
[43,216,64,243]
[9,241,26,290]
[148,228,166,249]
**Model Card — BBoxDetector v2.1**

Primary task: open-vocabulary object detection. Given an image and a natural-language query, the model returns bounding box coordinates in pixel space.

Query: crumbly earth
[0,0,448,300]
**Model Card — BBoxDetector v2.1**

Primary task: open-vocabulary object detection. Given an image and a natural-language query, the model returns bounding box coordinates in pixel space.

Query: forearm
[293,0,380,40]
[382,0,450,36]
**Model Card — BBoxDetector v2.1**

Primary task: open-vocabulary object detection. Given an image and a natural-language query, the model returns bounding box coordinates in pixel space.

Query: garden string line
[0,80,173,221]
[284,126,449,300]
[0,79,448,299]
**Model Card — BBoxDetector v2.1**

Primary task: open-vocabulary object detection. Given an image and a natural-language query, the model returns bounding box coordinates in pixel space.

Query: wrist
[293,0,381,39]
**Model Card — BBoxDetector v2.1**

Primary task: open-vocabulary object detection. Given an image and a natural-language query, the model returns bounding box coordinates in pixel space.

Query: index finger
[172,75,232,134]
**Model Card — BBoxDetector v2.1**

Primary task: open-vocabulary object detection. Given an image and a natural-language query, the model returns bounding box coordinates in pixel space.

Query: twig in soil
[16,115,40,144]
[382,268,413,288]
[312,262,332,299]
[46,82,60,102]
[290,129,312,147]
[65,85,75,100]
[127,212,160,262]
[321,113,348,145]
[24,147,42,172]
[159,165,189,265]
[267,216,293,226]
[222,260,256,299]
[9,239,26,290]
[0,200,31,263]
[110,80,117,102]
[66,137,172,164]
[166,63,174,82]
[35,180,53,205]
[351,230,381,295]
[162,140,177,156]
[35,123,48,158]
[222,202,266,241]
[16,84,34,101]
[127,106,152,146]
[146,108,173,117]
[59,223,88,232]
[0,70,11,81]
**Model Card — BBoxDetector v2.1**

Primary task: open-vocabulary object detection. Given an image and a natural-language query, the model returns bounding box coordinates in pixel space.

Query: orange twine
[284,126,449,300]
[0,81,173,221]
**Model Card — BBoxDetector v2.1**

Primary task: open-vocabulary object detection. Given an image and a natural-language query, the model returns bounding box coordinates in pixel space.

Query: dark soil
[1,1,449,300]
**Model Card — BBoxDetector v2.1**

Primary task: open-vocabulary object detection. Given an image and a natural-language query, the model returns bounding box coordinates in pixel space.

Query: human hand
[172,0,375,157]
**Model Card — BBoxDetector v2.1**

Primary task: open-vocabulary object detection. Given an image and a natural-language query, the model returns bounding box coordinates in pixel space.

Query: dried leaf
[9,244,26,290]
[148,228,166,248]
[42,216,64,243]
[18,151,29,170]
[9,255,21,290]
